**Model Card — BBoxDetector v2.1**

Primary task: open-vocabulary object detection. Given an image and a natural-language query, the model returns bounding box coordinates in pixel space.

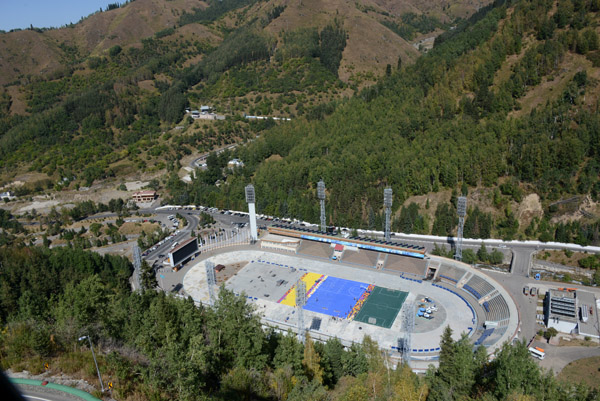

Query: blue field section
[304,276,369,319]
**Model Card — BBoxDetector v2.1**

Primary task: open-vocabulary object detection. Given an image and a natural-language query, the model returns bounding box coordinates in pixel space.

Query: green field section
[353,287,408,328]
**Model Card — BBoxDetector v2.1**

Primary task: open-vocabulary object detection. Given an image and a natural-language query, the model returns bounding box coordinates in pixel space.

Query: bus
[528,347,545,360]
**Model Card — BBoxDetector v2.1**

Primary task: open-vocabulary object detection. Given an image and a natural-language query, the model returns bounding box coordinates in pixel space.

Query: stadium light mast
[245,184,258,242]
[384,187,393,241]
[455,196,467,261]
[317,180,326,232]
[400,301,414,367]
[296,280,307,343]
[205,261,217,306]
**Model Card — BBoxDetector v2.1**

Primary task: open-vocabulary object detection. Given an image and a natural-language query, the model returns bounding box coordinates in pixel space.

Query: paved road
[190,143,238,169]
[16,384,83,401]
[531,341,600,373]
[139,209,199,263]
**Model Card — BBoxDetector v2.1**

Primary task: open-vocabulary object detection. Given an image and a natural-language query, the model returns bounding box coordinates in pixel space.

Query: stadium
[182,224,519,367]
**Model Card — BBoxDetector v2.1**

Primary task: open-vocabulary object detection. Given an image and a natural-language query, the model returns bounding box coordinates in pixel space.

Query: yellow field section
[279,272,324,306]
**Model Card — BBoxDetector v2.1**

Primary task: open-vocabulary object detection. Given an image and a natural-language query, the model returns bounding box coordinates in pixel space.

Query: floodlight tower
[245,184,258,242]
[205,261,217,305]
[401,301,414,367]
[384,187,393,241]
[317,180,326,232]
[296,280,307,343]
[455,196,467,261]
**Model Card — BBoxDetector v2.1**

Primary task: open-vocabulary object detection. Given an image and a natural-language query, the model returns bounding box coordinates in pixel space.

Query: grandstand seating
[481,325,508,347]
[384,255,428,276]
[486,294,510,322]
[434,263,513,348]
[474,328,495,346]
[437,264,466,284]
[342,249,379,267]
[298,241,332,259]
[464,275,495,299]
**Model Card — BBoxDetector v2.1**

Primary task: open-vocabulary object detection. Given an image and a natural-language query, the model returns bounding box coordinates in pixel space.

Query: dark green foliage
[341,343,368,377]
[140,260,158,290]
[321,338,345,387]
[158,82,188,123]
[462,249,477,264]
[424,327,595,401]
[265,5,286,24]
[182,27,271,86]
[276,28,320,61]
[155,27,175,39]
[428,327,479,400]
[272,331,304,375]
[0,246,132,323]
[319,22,346,76]
[382,12,443,41]
[477,243,489,262]
[0,209,24,233]
[432,203,458,236]
[497,206,519,240]
[395,202,427,234]
[464,207,492,239]
[108,44,122,57]
[579,254,600,269]
[432,243,454,258]
[66,199,129,221]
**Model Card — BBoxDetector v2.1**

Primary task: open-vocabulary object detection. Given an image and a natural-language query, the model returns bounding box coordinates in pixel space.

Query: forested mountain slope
[170,0,600,245]
[0,0,484,190]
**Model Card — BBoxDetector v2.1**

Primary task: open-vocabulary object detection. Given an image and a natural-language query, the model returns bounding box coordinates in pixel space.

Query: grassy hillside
[166,0,600,247]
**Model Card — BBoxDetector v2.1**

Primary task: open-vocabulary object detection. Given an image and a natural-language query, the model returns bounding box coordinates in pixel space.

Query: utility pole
[79,335,104,393]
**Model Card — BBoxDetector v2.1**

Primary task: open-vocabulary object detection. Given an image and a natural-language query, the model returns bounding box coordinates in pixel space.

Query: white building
[227,159,245,169]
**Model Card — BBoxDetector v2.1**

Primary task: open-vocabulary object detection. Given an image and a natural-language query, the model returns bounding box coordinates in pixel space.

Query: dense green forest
[0,244,598,400]
[163,0,600,246]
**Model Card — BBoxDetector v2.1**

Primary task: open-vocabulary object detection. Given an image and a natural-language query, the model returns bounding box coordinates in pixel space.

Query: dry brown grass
[537,249,597,269]
[118,222,160,235]
[557,337,599,347]
[558,356,600,389]
[511,52,592,118]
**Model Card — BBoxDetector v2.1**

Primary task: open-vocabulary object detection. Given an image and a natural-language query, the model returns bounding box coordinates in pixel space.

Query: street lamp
[78,335,105,393]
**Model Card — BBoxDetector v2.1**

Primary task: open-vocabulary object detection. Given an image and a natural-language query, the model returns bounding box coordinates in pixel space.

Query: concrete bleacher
[474,328,495,346]
[384,255,427,276]
[486,294,510,322]
[342,249,379,268]
[481,325,508,347]
[437,264,466,284]
[464,275,495,299]
[298,241,332,259]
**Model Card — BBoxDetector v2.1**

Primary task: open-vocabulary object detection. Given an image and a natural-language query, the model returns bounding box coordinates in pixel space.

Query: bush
[109,45,122,57]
